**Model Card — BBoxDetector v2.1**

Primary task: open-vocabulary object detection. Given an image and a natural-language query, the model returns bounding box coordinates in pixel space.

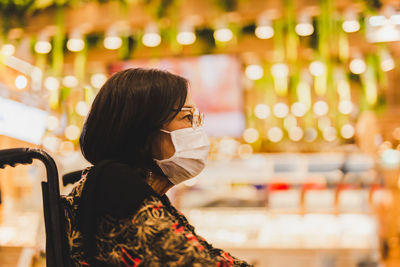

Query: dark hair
[80,68,188,169]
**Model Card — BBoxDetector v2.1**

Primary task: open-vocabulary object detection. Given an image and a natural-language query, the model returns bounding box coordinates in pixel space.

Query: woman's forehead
[184,90,195,107]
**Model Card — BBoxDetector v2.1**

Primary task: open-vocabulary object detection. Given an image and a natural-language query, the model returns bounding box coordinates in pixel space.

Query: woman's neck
[146,171,174,196]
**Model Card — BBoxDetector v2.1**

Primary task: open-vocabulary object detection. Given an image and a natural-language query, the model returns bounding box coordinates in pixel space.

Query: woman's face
[152,92,196,160]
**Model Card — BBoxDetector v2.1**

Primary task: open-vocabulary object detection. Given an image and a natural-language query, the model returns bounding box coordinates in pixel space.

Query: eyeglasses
[176,107,204,129]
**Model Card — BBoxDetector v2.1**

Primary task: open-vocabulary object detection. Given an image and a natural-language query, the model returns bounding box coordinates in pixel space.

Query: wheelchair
[0,148,84,267]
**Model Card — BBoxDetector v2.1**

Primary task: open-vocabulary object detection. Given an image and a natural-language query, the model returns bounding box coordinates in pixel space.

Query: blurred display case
[172,153,383,267]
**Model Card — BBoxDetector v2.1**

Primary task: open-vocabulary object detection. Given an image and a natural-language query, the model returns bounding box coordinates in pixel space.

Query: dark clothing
[62,161,252,266]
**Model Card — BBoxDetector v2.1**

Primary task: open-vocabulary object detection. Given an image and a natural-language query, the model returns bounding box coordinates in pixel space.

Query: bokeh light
[62,75,79,88]
[65,125,81,141]
[214,27,233,42]
[254,104,270,119]
[142,32,161,47]
[245,64,264,80]
[15,75,28,89]
[44,77,60,91]
[340,124,355,139]
[255,25,274,39]
[42,134,60,152]
[295,23,314,36]
[1,44,15,56]
[67,38,85,52]
[349,58,366,74]
[381,149,400,169]
[309,61,326,76]
[289,127,304,141]
[177,31,196,45]
[268,127,283,143]
[296,13,314,36]
[90,73,107,89]
[323,127,337,142]
[104,36,122,50]
[273,103,289,118]
[291,102,307,117]
[271,63,289,78]
[35,40,52,54]
[75,101,89,116]
[305,128,318,142]
[218,137,239,155]
[46,115,59,131]
[342,20,360,33]
[243,128,259,143]
[313,101,329,116]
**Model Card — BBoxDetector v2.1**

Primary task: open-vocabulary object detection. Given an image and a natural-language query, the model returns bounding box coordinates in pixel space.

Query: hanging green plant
[196,27,215,53]
[59,86,71,102]
[241,23,255,35]
[142,0,176,19]
[0,0,35,35]
[273,19,285,62]
[283,0,298,62]
[119,35,136,60]
[214,0,238,12]
[364,0,382,12]
[52,6,65,76]
[309,19,318,50]
[85,32,103,49]
[1,0,130,34]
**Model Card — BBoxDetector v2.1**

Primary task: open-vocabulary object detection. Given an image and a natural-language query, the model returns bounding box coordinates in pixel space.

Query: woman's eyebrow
[180,110,191,115]
[182,105,194,109]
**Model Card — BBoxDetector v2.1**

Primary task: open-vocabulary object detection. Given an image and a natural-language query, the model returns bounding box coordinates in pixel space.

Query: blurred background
[1,0,400,266]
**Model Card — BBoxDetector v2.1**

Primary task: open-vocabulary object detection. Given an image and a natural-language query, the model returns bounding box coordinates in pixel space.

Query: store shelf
[195,153,375,185]
[185,208,378,249]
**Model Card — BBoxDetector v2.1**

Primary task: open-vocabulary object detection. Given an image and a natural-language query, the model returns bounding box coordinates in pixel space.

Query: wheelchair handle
[0,148,34,168]
[62,170,83,186]
[0,148,59,186]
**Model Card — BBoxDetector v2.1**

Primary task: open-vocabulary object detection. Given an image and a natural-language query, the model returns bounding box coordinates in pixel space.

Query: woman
[62,68,252,266]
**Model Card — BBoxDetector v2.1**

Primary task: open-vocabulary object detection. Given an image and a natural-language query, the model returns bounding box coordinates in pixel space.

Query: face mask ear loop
[160,129,171,134]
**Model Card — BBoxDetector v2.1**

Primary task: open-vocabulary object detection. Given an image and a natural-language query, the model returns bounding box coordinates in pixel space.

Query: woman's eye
[183,114,192,121]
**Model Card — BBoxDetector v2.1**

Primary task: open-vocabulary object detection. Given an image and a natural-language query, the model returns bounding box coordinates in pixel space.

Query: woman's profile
[62,68,252,266]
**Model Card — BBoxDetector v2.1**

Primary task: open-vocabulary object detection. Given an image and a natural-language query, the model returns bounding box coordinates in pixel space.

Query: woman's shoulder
[89,161,157,218]
[63,160,156,216]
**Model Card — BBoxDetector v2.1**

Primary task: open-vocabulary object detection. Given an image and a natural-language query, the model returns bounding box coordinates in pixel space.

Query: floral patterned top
[62,165,252,267]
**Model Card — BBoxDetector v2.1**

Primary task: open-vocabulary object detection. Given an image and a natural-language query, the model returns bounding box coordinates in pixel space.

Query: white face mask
[154,127,210,185]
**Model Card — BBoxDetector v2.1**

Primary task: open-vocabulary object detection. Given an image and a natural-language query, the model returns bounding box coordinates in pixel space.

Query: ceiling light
[342,10,360,33]
[255,14,274,39]
[296,13,314,36]
[245,64,264,80]
[214,26,233,42]
[177,23,196,45]
[142,23,162,47]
